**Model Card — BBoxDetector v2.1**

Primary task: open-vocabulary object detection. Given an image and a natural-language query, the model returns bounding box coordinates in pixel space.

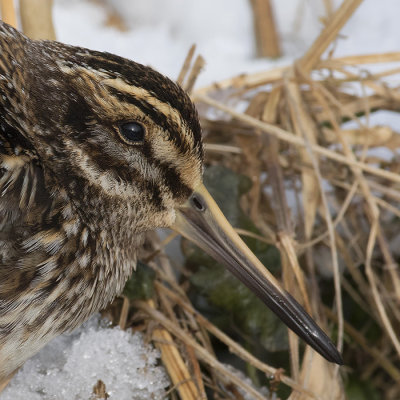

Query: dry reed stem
[235,227,275,245]
[194,93,400,185]
[176,45,205,94]
[146,299,202,400]
[118,296,130,330]
[285,76,319,240]
[283,73,343,395]
[262,87,302,378]
[183,55,205,94]
[142,3,400,396]
[281,244,300,380]
[322,0,334,18]
[195,51,400,96]
[20,0,56,40]
[194,65,288,94]
[365,223,400,357]
[184,344,207,399]
[310,82,400,318]
[288,350,342,400]
[250,0,281,58]
[298,0,364,73]
[0,0,16,28]
[321,51,400,65]
[322,126,393,147]
[156,282,320,398]
[262,89,312,319]
[135,301,269,400]
[297,181,358,252]
[311,81,400,302]
[177,44,196,85]
[204,143,242,154]
[297,83,345,353]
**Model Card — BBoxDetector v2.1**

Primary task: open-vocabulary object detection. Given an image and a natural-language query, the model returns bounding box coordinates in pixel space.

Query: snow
[3,0,399,398]
[2,316,169,400]
[52,0,400,87]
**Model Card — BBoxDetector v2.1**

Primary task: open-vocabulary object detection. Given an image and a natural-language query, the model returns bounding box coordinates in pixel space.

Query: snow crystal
[2,316,169,400]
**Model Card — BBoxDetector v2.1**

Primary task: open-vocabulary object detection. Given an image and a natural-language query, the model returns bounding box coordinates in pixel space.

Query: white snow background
[2,0,400,399]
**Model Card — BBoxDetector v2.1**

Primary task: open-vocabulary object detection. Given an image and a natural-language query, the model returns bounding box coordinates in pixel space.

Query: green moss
[123,261,155,300]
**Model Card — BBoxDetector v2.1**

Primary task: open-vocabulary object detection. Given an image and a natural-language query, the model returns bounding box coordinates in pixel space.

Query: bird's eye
[118,122,146,144]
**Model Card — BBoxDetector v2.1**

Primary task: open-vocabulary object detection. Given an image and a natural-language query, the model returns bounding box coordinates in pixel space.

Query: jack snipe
[0,21,342,383]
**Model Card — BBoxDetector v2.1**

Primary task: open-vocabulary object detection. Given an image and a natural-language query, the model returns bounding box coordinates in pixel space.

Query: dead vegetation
[126,1,400,398]
[3,0,400,398]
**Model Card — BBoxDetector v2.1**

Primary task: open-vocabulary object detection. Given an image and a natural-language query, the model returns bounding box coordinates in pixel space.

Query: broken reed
[122,48,400,400]
[122,1,399,398]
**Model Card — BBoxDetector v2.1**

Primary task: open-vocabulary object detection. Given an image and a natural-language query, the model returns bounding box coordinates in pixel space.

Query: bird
[0,20,342,386]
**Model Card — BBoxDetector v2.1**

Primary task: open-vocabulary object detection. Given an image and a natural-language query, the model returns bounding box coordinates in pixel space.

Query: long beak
[172,184,343,365]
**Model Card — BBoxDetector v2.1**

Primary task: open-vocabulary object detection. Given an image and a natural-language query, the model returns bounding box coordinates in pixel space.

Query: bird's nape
[173,184,343,365]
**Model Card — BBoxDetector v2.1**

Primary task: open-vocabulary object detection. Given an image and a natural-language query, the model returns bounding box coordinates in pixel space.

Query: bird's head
[16,41,203,232]
[1,23,342,365]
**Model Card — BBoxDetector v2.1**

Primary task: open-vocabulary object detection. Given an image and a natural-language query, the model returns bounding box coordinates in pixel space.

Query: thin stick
[298,0,364,73]
[136,301,270,400]
[194,93,400,185]
[118,296,130,330]
[147,300,201,400]
[298,180,359,250]
[311,80,400,301]
[155,282,319,398]
[177,44,196,85]
[284,78,343,375]
[195,51,400,96]
[320,52,400,66]
[184,55,205,94]
[364,223,400,357]
[204,143,242,154]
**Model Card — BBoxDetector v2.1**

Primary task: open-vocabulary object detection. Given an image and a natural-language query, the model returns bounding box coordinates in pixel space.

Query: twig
[250,0,281,57]
[298,0,364,73]
[177,44,196,86]
[135,301,270,400]
[364,223,400,357]
[193,93,400,185]
[118,296,130,330]
[155,282,319,399]
[146,299,202,400]
[184,55,205,94]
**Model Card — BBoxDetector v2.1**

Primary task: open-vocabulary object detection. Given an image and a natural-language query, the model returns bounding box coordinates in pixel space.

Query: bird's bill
[173,183,343,365]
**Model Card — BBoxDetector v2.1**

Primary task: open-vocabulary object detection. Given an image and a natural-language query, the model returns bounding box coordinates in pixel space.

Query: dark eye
[118,122,146,144]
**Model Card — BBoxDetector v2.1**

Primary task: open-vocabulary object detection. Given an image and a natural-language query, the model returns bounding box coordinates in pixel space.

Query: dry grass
[8,0,400,398]
[118,1,400,398]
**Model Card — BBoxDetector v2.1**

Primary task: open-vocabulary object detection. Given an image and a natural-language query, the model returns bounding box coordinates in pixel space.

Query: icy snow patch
[2,316,169,400]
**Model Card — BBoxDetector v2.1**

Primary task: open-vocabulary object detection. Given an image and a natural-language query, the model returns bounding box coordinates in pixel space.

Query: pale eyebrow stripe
[59,64,196,154]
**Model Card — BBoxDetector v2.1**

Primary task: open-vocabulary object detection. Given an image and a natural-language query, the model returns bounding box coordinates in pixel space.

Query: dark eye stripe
[108,87,189,154]
[141,141,191,202]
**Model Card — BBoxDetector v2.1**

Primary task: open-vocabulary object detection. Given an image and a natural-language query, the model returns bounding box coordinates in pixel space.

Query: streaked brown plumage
[0,21,341,382]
